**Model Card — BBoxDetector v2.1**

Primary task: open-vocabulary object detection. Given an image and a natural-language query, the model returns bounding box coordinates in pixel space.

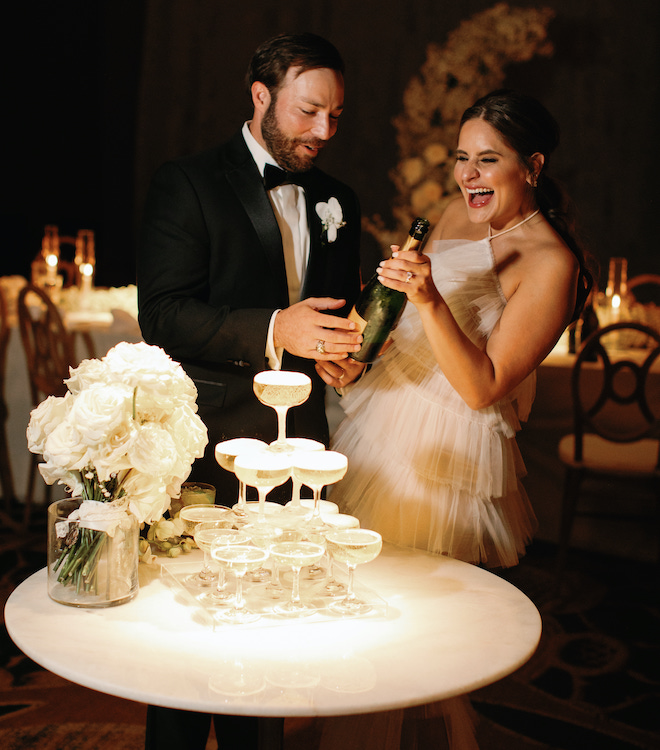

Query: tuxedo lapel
[300,173,328,301]
[224,138,288,299]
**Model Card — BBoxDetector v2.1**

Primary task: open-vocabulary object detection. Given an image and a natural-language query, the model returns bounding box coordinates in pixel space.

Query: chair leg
[555,467,583,593]
[23,452,39,529]
[0,419,16,512]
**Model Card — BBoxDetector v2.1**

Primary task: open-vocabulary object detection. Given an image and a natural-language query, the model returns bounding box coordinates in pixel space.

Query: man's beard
[261,103,323,174]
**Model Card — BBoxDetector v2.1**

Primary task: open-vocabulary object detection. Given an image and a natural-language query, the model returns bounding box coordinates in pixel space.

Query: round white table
[5,543,540,722]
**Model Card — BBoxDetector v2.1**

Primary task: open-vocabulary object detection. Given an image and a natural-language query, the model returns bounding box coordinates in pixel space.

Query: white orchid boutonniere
[315,197,346,244]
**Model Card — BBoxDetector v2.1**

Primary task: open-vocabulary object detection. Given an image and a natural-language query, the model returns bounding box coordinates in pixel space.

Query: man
[137,33,361,749]
[138,32,362,507]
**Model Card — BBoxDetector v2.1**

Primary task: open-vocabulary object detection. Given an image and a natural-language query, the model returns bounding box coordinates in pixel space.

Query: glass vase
[47,497,139,608]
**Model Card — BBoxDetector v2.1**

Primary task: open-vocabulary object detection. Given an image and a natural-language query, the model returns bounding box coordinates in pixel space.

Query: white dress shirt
[242,122,310,369]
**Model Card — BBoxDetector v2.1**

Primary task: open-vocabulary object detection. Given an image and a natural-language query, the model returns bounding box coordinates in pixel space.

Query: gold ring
[338,372,345,380]
[316,340,326,354]
[405,271,413,283]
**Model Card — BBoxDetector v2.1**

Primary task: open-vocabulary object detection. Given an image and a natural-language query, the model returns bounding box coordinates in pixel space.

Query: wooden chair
[627,274,660,304]
[0,285,18,520]
[17,284,77,526]
[556,322,660,585]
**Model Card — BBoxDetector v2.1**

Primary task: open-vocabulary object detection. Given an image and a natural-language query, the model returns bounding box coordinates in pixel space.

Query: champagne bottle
[348,217,430,363]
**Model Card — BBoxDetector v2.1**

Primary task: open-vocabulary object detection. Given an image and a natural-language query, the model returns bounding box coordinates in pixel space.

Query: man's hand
[315,357,366,388]
[273,298,363,360]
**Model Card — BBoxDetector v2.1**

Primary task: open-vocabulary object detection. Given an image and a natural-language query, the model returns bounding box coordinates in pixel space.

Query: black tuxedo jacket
[138,131,361,503]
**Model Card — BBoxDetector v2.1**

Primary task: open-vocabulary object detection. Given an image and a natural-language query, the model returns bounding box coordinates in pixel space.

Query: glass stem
[312,488,321,520]
[237,480,247,511]
[216,568,226,594]
[201,550,213,578]
[291,565,302,605]
[275,405,289,445]
[258,489,268,523]
[345,564,357,603]
[234,574,245,612]
[290,478,302,510]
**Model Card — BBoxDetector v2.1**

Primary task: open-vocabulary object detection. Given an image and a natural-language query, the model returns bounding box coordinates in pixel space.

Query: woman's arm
[378,223,578,410]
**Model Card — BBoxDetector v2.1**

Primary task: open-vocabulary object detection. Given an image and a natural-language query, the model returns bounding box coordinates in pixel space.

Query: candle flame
[46,253,58,268]
[612,294,621,309]
[81,263,94,277]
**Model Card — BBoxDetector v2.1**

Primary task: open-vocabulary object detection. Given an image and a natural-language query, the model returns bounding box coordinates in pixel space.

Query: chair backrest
[571,322,660,462]
[17,284,75,405]
[628,274,660,304]
[0,286,10,413]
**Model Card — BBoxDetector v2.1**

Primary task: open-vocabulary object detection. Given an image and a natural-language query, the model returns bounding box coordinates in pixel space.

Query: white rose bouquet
[27,341,208,591]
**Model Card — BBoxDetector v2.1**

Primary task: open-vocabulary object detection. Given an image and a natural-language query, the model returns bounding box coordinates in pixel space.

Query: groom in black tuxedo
[138,33,362,508]
[138,32,362,750]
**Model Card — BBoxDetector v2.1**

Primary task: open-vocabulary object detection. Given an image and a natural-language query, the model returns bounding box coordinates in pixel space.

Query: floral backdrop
[365,4,555,251]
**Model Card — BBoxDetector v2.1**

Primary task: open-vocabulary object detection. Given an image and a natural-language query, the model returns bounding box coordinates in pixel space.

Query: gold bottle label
[348,306,368,334]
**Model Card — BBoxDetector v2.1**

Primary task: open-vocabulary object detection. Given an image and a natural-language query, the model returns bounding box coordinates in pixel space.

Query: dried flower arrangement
[365,3,555,251]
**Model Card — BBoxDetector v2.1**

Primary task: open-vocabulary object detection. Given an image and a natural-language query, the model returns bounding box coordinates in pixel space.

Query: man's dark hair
[246,33,344,97]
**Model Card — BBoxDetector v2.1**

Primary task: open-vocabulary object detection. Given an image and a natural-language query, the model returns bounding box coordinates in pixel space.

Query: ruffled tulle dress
[331,237,538,568]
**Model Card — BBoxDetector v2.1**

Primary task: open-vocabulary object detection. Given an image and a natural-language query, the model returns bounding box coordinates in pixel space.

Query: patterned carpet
[1,538,658,749]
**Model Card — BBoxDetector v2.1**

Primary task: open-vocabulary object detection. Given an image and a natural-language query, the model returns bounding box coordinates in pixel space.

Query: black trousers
[144,706,283,750]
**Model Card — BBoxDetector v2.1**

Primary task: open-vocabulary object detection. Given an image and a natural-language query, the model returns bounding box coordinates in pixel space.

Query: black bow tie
[263,164,310,191]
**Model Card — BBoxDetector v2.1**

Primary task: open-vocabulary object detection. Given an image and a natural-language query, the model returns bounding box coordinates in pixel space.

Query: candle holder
[605,257,628,324]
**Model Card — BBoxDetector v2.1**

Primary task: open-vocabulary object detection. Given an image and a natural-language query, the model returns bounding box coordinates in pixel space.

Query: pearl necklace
[488,209,540,240]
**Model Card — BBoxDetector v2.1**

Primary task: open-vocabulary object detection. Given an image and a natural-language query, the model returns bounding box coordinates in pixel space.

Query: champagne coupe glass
[179,504,233,587]
[282,438,326,515]
[193,521,239,595]
[212,545,269,624]
[271,540,326,617]
[326,529,382,616]
[300,527,328,581]
[321,514,360,595]
[214,438,268,519]
[202,528,251,605]
[291,451,348,531]
[234,452,291,525]
[264,528,303,597]
[253,370,312,453]
[241,522,283,584]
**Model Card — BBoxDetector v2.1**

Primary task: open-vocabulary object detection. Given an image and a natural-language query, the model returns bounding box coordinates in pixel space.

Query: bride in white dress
[318,89,594,571]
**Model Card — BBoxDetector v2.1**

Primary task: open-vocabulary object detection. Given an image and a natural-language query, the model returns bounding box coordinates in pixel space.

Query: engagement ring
[316,340,326,354]
[405,271,413,283]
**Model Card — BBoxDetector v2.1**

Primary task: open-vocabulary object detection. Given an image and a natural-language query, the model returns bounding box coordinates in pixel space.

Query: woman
[317,89,594,568]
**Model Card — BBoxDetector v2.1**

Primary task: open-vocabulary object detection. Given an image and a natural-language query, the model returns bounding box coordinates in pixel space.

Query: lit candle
[611,293,621,322]
[45,253,58,285]
[80,262,94,293]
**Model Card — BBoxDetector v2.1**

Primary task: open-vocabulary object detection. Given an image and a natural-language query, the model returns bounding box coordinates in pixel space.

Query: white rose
[92,422,136,482]
[66,357,112,395]
[165,404,208,464]
[104,343,198,418]
[127,422,179,477]
[43,420,88,472]
[69,383,133,447]
[27,394,71,454]
[123,472,170,524]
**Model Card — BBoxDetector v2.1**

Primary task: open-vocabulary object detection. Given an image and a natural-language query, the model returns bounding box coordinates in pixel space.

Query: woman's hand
[377,246,440,307]
[315,357,366,389]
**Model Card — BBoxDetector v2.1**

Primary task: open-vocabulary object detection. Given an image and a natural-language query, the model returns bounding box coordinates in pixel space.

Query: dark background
[3,0,659,288]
